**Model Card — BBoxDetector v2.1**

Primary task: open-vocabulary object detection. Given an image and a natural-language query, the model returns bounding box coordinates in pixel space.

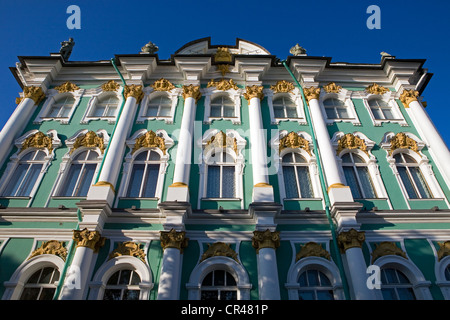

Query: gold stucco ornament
[371,241,407,263]
[151,78,175,92]
[54,81,80,93]
[132,130,166,155]
[160,229,189,253]
[279,131,311,155]
[200,242,239,262]
[72,228,105,253]
[389,132,418,155]
[71,130,105,154]
[20,131,53,153]
[182,85,202,102]
[336,133,368,155]
[270,80,294,94]
[207,79,238,91]
[252,229,280,253]
[296,242,331,261]
[243,85,264,102]
[28,240,68,261]
[109,242,146,262]
[365,83,388,95]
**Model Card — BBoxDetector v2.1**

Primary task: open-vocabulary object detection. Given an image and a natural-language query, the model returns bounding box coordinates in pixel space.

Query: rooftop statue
[141,41,159,54]
[60,37,75,60]
[290,43,306,56]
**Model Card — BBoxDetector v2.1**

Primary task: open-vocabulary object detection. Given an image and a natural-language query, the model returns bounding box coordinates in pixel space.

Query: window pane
[307,270,319,286]
[76,164,96,197]
[318,271,331,286]
[20,288,40,300]
[210,105,221,117]
[159,106,171,117]
[222,166,235,198]
[409,167,432,198]
[60,106,72,118]
[93,106,106,117]
[39,267,56,284]
[107,271,120,285]
[298,290,315,300]
[317,290,334,300]
[325,107,337,119]
[146,106,159,117]
[343,167,362,199]
[397,167,418,199]
[222,291,237,300]
[371,107,384,120]
[119,270,132,285]
[226,272,236,286]
[356,167,376,198]
[27,269,42,284]
[142,164,159,198]
[445,266,450,281]
[207,166,220,198]
[283,166,299,198]
[3,164,29,196]
[382,108,395,120]
[274,106,284,118]
[130,271,141,285]
[223,105,235,117]
[127,164,145,197]
[201,290,218,300]
[285,106,298,118]
[297,166,313,198]
[336,107,349,118]
[105,106,117,117]
[202,272,213,286]
[214,270,225,286]
[60,164,82,196]
[382,269,397,284]
[298,272,307,286]
[123,290,140,300]
[103,289,122,300]
[18,164,42,197]
[397,288,416,300]
[39,288,56,300]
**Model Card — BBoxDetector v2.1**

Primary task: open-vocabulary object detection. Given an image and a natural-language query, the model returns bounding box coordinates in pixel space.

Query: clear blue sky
[1,0,450,144]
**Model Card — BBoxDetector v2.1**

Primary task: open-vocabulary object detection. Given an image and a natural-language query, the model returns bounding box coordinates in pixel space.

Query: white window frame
[197,129,246,208]
[381,132,447,207]
[88,256,153,300]
[34,89,84,124]
[0,130,61,205]
[319,89,360,126]
[186,256,252,300]
[203,87,242,125]
[82,87,124,124]
[116,129,173,205]
[137,87,180,124]
[362,91,408,127]
[265,88,306,125]
[435,254,450,299]
[285,256,345,300]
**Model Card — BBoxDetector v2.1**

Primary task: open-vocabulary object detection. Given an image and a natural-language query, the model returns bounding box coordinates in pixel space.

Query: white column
[87,85,143,205]
[0,86,45,167]
[304,87,353,204]
[59,229,105,300]
[252,230,280,300]
[166,85,200,202]
[402,89,450,186]
[245,86,274,202]
[157,229,188,300]
[338,229,377,300]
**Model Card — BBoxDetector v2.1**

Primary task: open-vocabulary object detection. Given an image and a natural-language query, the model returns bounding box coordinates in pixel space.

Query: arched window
[210,96,235,118]
[1,150,46,197]
[380,268,416,300]
[206,151,236,199]
[341,152,377,199]
[282,152,314,199]
[92,94,119,118]
[445,264,450,281]
[273,96,297,119]
[103,269,141,300]
[200,269,238,300]
[58,149,100,197]
[323,98,349,119]
[19,266,60,300]
[48,95,75,118]
[126,150,162,198]
[298,269,334,300]
[368,98,396,120]
[146,95,172,118]
[394,153,432,199]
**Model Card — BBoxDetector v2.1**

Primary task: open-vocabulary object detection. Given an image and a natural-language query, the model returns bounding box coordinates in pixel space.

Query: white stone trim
[202,87,242,124]
[361,91,408,127]
[137,86,180,124]
[265,87,307,125]
[319,88,361,126]
[81,87,124,124]
[34,88,84,125]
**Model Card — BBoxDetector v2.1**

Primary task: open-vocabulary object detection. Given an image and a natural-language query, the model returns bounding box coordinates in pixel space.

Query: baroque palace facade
[0,37,450,300]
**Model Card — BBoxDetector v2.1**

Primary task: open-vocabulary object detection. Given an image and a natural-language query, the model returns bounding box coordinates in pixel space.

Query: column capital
[243,85,264,102]
[22,86,45,105]
[182,84,201,102]
[252,229,280,253]
[160,229,189,253]
[124,84,144,103]
[399,89,419,108]
[72,228,105,253]
[337,228,365,252]
[303,86,321,102]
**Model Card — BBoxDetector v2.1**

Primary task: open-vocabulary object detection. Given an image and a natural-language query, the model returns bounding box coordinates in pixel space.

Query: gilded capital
[160,229,189,253]
[303,87,321,102]
[252,229,280,253]
[399,89,419,108]
[22,86,45,105]
[124,84,144,103]
[337,229,365,252]
[243,85,264,102]
[182,85,202,102]
[73,228,105,253]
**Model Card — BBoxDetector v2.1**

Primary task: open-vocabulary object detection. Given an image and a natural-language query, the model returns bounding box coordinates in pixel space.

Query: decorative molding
[54,81,80,93]
[207,79,238,91]
[72,228,105,253]
[437,241,450,261]
[20,131,54,153]
[323,82,342,93]
[200,242,239,262]
[131,130,166,154]
[28,240,68,261]
[182,85,202,102]
[388,132,419,155]
[160,229,189,253]
[399,89,419,108]
[270,80,294,94]
[337,229,365,252]
[365,83,389,95]
[205,131,238,155]
[101,80,120,92]
[22,86,45,105]
[303,87,321,102]
[70,130,105,154]
[217,64,230,77]
[243,85,264,102]
[279,131,311,155]
[371,241,408,263]
[124,84,144,103]
[252,229,280,253]
[336,133,368,155]
[151,78,176,92]
[109,241,146,262]
[214,47,232,63]
[296,242,331,261]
